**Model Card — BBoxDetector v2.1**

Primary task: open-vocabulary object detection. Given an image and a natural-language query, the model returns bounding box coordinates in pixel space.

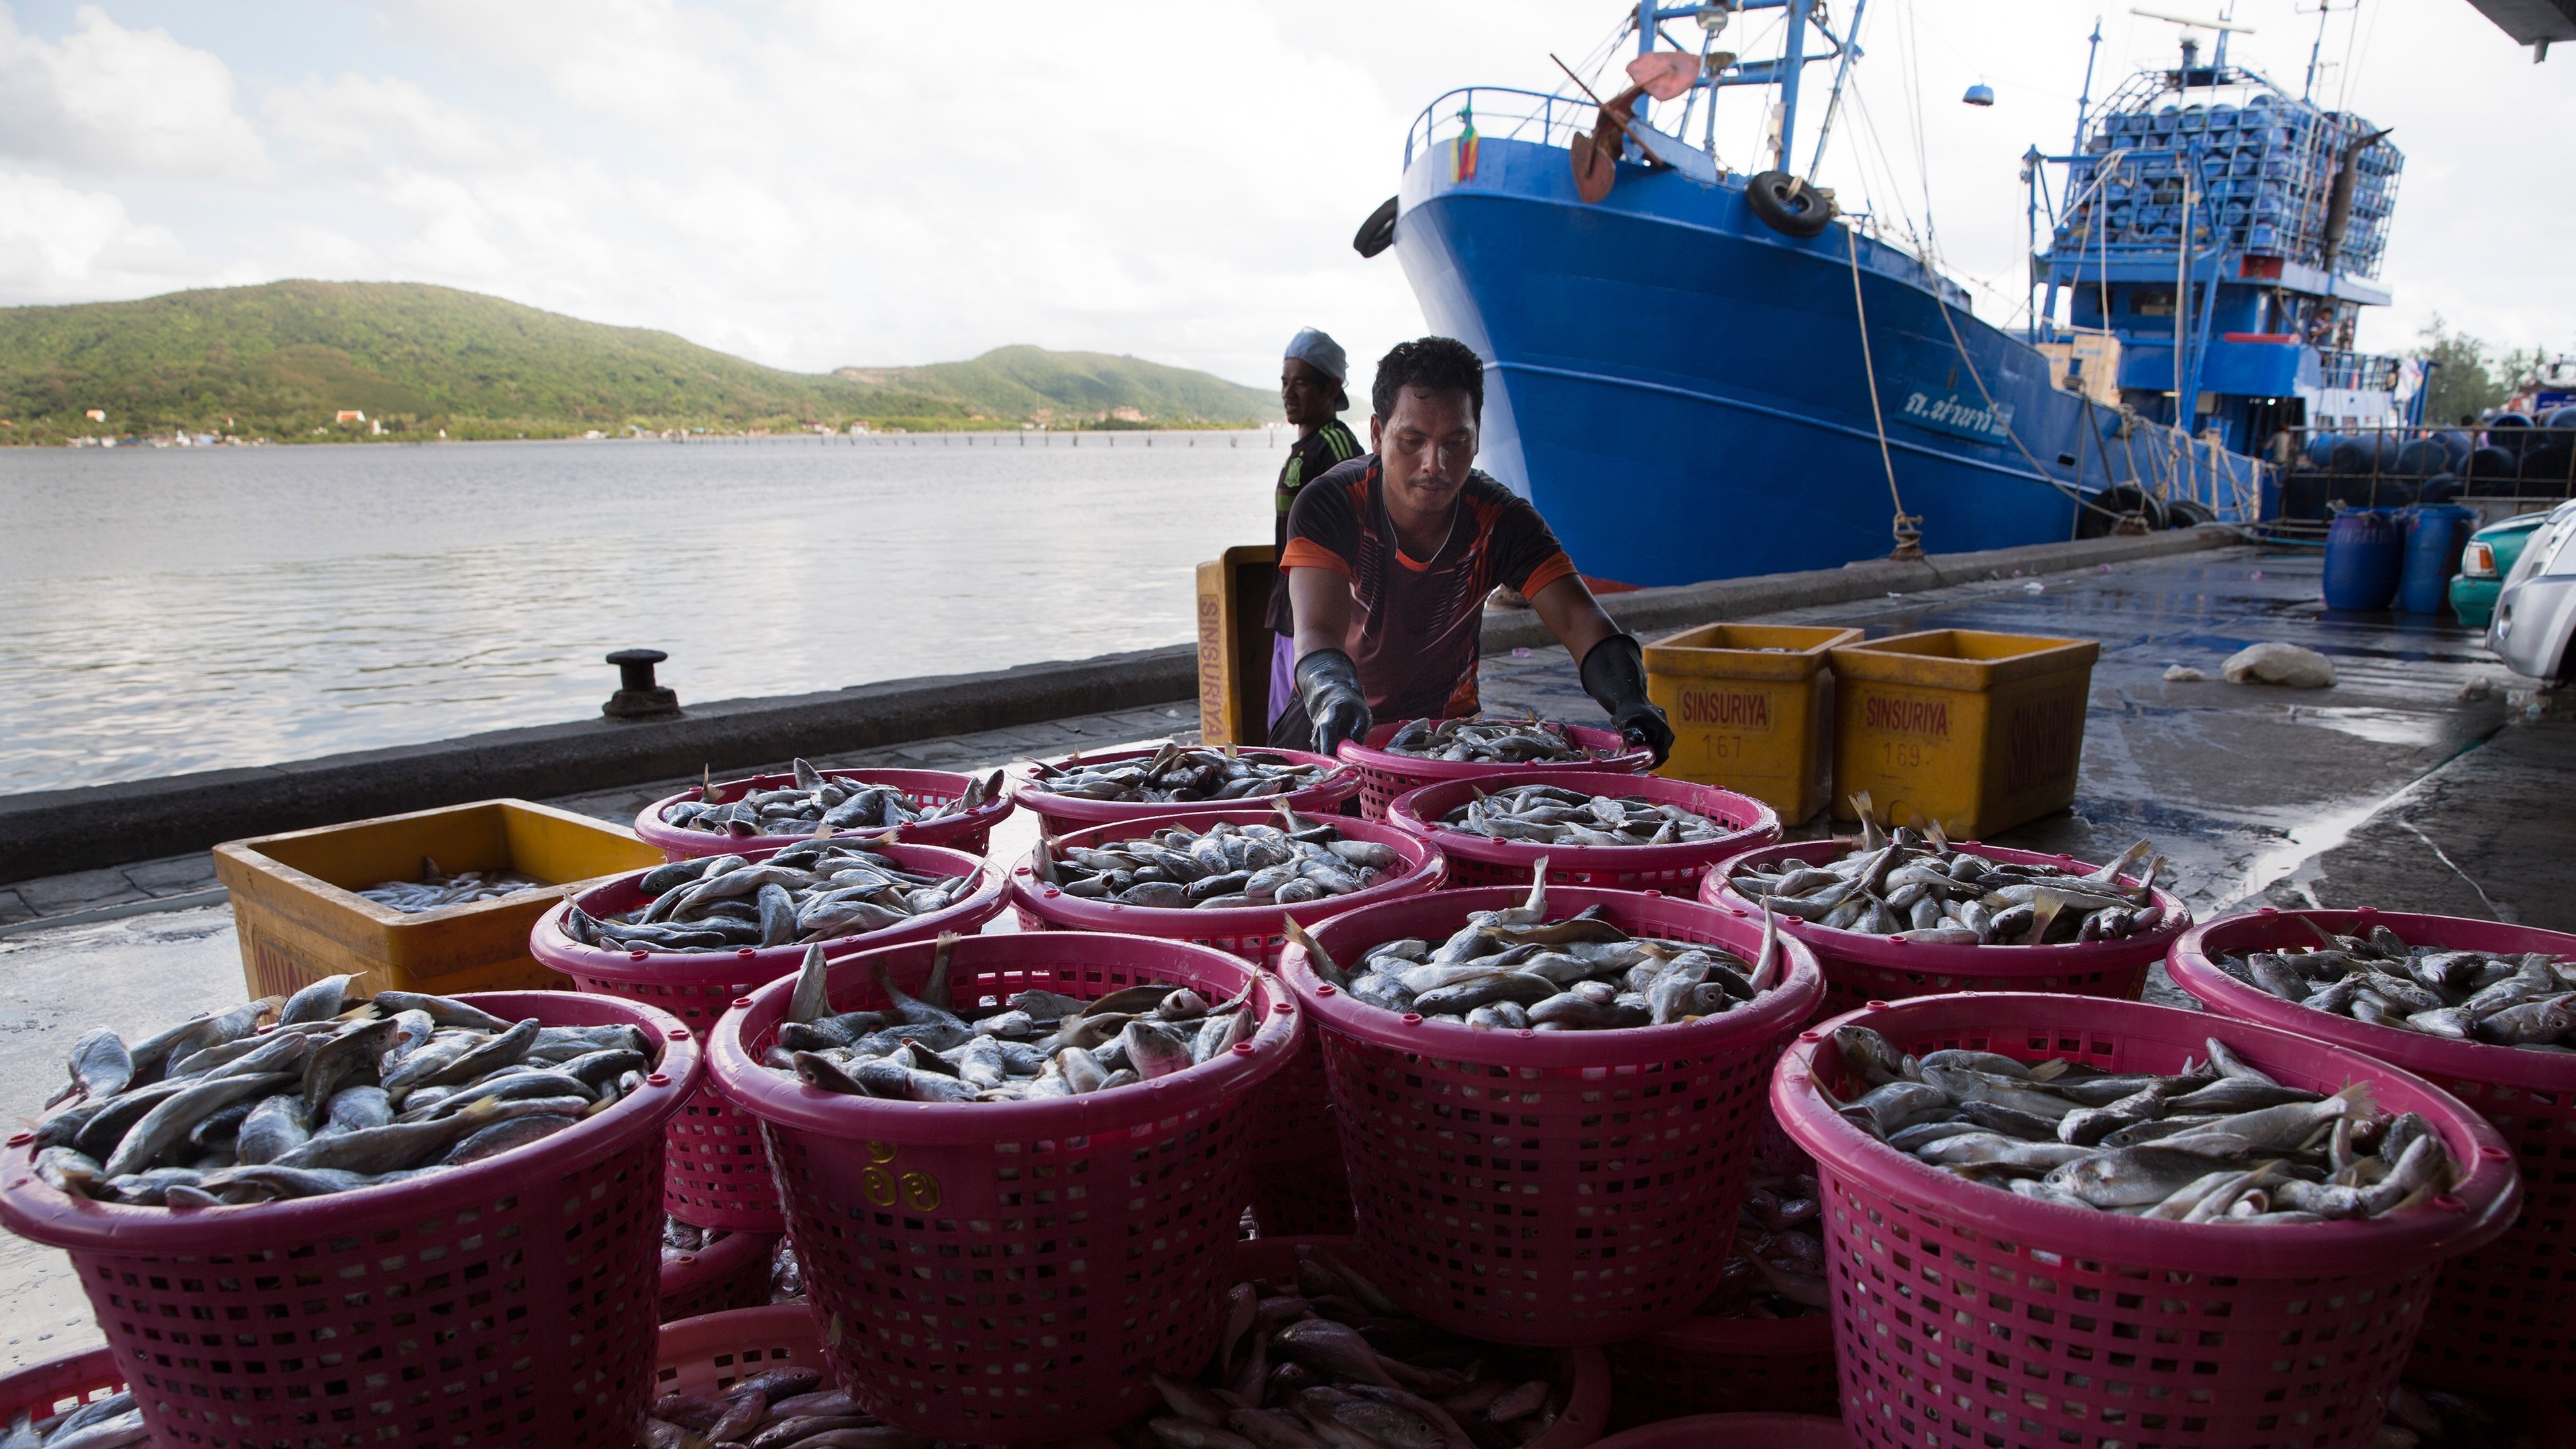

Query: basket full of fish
[635,759,1014,859]
[0,984,700,1449]
[1010,805,1444,1236]
[1010,742,1358,837]
[2168,907,2576,1397]
[1009,805,1445,959]
[1606,1141,1837,1423]
[1336,718,1654,818]
[1706,820,2188,1021]
[705,930,1301,1442]
[1386,771,1778,892]
[0,1346,131,1449]
[1772,993,2520,1449]
[529,839,1002,1232]
[1278,871,1824,1345]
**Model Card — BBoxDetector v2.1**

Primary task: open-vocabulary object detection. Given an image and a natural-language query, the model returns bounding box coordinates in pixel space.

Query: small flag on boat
[1453,103,1479,182]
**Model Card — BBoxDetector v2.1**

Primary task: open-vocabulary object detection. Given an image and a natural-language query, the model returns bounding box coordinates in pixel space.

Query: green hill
[837,346,1279,430]
[0,280,1278,443]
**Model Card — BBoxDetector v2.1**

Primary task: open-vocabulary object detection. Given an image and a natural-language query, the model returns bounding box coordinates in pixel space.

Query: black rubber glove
[1295,647,1374,758]
[1580,633,1674,768]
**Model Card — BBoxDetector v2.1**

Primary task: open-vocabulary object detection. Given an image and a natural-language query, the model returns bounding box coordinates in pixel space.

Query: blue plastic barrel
[2322,508,2406,611]
[2398,505,2475,615]
[2393,438,2449,476]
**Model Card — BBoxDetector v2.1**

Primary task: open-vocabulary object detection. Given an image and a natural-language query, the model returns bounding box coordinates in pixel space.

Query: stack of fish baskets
[24,724,2576,1448]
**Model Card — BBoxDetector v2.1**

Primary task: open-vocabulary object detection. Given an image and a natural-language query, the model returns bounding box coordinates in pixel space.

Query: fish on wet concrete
[356,857,545,913]
[660,757,1002,838]
[1825,1022,2457,1224]
[561,839,980,953]
[1380,716,1594,764]
[1290,864,1785,1032]
[28,974,654,1208]
[1028,743,1335,804]
[1727,797,2168,943]
[1034,806,1403,910]
[1431,783,1729,847]
[2212,921,2576,1051]
[760,933,1258,1102]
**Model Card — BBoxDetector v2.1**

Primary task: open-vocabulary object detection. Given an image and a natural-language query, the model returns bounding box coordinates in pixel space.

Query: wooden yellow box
[212,798,662,1002]
[1645,623,1863,823]
[1828,629,2100,839]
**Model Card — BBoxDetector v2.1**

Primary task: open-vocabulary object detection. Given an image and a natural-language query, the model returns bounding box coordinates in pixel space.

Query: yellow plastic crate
[1828,629,2100,839]
[1644,623,1862,823]
[212,798,663,1002]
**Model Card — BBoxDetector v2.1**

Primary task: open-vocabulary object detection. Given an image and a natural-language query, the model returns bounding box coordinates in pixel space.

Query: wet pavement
[0,542,2566,1368]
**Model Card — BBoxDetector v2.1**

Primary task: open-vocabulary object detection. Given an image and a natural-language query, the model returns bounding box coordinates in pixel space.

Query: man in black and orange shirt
[1265,329,1362,733]
[1269,336,1674,765]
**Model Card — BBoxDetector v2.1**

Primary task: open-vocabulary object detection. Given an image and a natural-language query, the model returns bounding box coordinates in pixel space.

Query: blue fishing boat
[1366,3,2405,585]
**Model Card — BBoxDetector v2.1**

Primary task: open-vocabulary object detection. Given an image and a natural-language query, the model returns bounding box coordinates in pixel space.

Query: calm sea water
[0,433,1282,795]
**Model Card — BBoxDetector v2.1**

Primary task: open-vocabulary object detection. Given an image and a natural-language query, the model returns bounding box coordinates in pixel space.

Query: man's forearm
[1528,576,1618,665]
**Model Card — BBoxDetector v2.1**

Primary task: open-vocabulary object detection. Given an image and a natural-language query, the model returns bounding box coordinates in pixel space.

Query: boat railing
[2271,423,2576,520]
[2316,350,2402,392]
[1405,87,1591,168]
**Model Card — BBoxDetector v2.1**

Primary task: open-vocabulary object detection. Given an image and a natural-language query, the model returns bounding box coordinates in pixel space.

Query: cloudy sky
[0,0,2563,386]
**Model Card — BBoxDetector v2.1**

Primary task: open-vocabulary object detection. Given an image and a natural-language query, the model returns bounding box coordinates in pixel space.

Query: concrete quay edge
[0,645,1197,883]
[0,526,2245,885]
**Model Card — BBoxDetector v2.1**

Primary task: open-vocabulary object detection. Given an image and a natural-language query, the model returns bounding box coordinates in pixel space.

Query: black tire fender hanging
[1353,197,1398,258]
[1746,170,1834,239]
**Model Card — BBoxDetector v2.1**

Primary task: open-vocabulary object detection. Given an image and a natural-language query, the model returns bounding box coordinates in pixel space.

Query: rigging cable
[1843,221,1923,557]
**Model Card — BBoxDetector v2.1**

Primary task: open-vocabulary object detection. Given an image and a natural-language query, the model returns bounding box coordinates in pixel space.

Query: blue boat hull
[1395,136,2238,586]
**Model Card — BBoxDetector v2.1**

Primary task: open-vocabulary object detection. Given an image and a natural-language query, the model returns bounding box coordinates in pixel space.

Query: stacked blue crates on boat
[2053,91,2400,276]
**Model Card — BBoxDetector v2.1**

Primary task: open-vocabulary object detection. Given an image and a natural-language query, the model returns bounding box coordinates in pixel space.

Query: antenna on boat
[2070,17,2104,155]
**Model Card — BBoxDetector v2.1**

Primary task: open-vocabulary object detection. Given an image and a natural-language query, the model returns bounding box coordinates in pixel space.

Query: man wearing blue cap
[1266,328,1363,731]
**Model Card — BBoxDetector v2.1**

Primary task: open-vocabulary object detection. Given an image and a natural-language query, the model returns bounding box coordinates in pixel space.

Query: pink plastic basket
[0,990,702,1449]
[652,1303,832,1402]
[1705,839,2189,1023]
[1227,1235,1613,1449]
[635,767,1016,859]
[660,1229,784,1324]
[1387,771,1780,892]
[1009,745,1359,838]
[533,840,1002,1231]
[1336,721,1654,819]
[1589,1413,1849,1449]
[2169,906,2576,1398]
[1279,888,1825,1344]
[1774,992,2522,1449]
[0,1346,125,1432]
[707,932,1302,1443]
[1008,806,1448,1237]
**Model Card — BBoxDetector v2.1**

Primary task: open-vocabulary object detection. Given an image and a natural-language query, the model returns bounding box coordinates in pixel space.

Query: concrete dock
[0,539,2566,1369]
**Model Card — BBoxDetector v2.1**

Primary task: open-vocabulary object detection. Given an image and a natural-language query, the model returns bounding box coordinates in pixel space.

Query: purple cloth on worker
[1269,633,1297,729]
